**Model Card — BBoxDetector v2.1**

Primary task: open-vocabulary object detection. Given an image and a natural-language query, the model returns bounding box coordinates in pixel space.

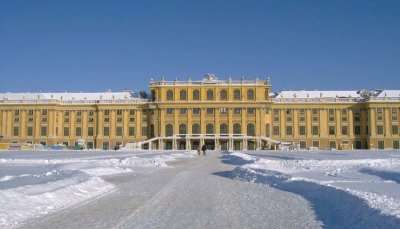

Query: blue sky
[0,0,399,93]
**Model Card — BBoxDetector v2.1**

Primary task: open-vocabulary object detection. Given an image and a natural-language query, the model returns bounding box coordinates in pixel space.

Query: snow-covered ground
[0,150,195,228]
[228,150,400,227]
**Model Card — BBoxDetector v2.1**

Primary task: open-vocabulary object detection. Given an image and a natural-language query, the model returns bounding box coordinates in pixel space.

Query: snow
[376,90,400,98]
[231,150,400,220]
[0,91,143,101]
[0,150,195,228]
[272,90,361,99]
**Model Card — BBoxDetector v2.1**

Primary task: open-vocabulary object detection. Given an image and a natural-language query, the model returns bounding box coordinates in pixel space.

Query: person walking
[201,144,207,156]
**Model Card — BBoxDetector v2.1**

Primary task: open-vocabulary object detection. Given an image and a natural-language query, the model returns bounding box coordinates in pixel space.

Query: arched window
[233,123,241,134]
[247,123,255,136]
[193,89,200,100]
[151,90,156,101]
[179,124,187,135]
[233,89,241,100]
[247,89,255,100]
[207,89,214,100]
[180,90,187,100]
[166,90,174,101]
[206,124,214,134]
[220,89,227,100]
[220,123,228,134]
[165,124,173,136]
[192,123,200,134]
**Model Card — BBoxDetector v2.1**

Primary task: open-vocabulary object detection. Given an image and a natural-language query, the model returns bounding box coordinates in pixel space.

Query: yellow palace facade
[1,74,399,151]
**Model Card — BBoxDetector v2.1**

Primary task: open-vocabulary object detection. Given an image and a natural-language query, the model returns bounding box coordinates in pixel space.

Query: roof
[376,90,400,98]
[0,91,146,104]
[272,90,361,99]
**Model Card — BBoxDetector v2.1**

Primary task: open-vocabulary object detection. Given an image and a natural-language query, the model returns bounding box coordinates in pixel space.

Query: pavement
[19,152,321,229]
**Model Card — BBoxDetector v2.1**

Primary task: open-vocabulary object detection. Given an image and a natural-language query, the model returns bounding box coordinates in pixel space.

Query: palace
[0,74,399,151]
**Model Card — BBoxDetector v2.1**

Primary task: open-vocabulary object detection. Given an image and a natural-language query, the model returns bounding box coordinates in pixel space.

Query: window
[116,110,122,115]
[354,126,361,135]
[41,126,47,136]
[27,127,33,137]
[206,124,214,134]
[220,108,228,114]
[129,127,135,136]
[41,110,47,116]
[220,123,228,134]
[354,110,361,122]
[76,127,82,137]
[129,110,135,116]
[378,140,385,149]
[192,123,200,134]
[234,108,241,114]
[13,127,19,137]
[392,108,398,121]
[180,108,187,114]
[233,123,241,134]
[300,141,307,149]
[377,108,383,121]
[166,108,174,114]
[330,141,336,149]
[392,125,399,135]
[273,126,280,136]
[166,90,174,101]
[329,126,336,135]
[247,89,255,100]
[64,127,69,136]
[298,109,305,122]
[179,124,187,135]
[116,127,123,137]
[103,142,109,150]
[286,126,292,136]
[28,110,34,115]
[394,140,400,149]
[341,126,348,135]
[220,90,227,100]
[233,89,241,100]
[274,110,280,122]
[377,125,384,135]
[299,126,306,136]
[207,108,214,115]
[165,124,173,136]
[88,127,94,137]
[286,110,292,122]
[312,126,319,135]
[329,109,335,122]
[313,141,319,148]
[180,90,187,100]
[103,127,110,137]
[192,90,200,100]
[104,110,110,116]
[193,108,200,115]
[341,109,348,122]
[247,123,255,136]
[248,108,255,114]
[207,89,214,100]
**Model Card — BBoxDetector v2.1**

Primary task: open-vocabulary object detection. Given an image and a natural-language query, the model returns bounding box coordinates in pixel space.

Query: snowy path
[19,152,320,229]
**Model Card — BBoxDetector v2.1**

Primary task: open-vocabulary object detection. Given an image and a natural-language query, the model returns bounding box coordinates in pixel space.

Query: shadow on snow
[215,154,400,229]
[359,168,400,184]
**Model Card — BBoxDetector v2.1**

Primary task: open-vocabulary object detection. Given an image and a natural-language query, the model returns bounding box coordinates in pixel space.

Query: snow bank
[230,152,400,219]
[0,176,114,228]
[0,151,195,228]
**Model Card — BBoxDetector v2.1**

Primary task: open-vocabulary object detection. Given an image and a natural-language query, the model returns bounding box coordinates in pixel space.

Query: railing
[0,98,148,104]
[150,79,268,86]
[272,97,365,103]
